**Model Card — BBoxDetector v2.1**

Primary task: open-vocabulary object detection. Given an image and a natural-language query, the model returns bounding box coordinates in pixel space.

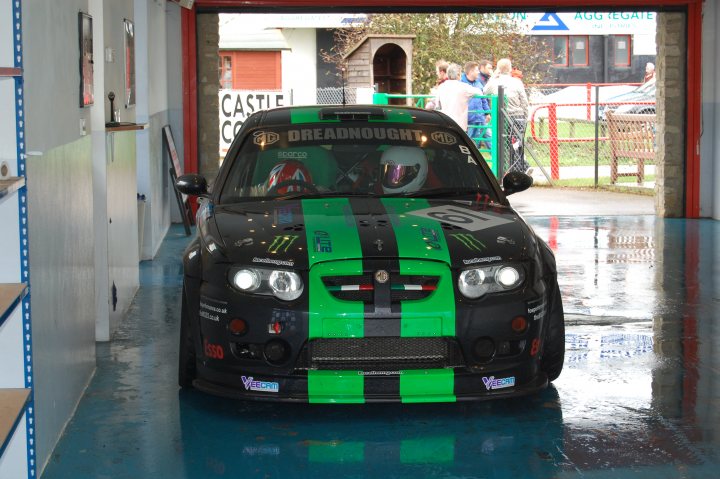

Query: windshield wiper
[390,187,492,199]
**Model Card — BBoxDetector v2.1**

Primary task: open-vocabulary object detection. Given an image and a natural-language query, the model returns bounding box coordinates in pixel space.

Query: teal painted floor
[41,217,720,478]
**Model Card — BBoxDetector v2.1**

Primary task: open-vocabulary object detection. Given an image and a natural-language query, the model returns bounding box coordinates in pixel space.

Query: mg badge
[375,270,389,284]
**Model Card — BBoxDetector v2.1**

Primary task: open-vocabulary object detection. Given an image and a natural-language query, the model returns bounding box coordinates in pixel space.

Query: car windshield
[218,123,496,203]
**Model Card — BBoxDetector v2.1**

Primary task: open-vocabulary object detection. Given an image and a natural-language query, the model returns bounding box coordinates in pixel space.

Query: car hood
[205,198,533,270]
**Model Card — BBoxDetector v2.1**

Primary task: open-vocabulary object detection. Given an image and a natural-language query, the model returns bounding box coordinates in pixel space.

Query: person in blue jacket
[461,61,490,148]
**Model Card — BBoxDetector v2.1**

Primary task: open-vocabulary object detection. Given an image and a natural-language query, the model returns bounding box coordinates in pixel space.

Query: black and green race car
[176,105,564,403]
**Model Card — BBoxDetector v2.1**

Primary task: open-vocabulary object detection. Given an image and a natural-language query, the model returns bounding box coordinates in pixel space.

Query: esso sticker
[204,339,225,359]
[409,205,513,232]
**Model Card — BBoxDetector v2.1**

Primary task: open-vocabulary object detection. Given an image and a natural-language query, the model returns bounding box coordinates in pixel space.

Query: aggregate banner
[219,90,287,156]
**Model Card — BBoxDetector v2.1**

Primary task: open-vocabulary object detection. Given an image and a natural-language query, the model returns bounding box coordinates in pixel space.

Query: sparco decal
[241,376,280,393]
[287,127,423,142]
[482,376,515,390]
[408,205,514,232]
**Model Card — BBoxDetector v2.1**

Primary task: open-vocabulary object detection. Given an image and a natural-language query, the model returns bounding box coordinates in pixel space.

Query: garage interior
[1,0,719,478]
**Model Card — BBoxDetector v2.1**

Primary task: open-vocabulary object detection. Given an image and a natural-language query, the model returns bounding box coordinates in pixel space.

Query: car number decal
[408,205,513,232]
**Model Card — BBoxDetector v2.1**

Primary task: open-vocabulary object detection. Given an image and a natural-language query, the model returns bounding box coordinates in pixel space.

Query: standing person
[425,59,449,110]
[460,61,490,147]
[643,62,655,83]
[436,63,484,132]
[483,58,530,173]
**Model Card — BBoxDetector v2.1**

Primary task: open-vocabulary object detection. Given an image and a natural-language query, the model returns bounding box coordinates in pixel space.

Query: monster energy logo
[451,234,486,252]
[268,235,298,254]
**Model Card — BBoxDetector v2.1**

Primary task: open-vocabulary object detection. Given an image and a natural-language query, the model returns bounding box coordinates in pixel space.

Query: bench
[606,111,656,184]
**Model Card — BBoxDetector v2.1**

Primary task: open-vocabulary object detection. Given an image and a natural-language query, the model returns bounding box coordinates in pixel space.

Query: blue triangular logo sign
[531,12,569,31]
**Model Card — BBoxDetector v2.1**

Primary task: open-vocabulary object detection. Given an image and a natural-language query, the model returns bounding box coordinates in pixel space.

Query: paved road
[509,186,655,216]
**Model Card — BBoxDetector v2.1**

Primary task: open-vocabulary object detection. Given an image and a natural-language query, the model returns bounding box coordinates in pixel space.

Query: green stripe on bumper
[308,370,365,404]
[400,369,456,403]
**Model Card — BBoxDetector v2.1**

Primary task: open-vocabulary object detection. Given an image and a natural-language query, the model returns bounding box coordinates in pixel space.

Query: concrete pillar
[197,13,220,181]
[654,12,687,217]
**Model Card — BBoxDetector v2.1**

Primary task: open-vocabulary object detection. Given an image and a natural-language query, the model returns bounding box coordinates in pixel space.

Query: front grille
[322,274,439,303]
[302,337,465,371]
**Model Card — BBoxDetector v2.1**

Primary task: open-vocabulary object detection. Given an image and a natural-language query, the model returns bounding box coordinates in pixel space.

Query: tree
[322,13,552,94]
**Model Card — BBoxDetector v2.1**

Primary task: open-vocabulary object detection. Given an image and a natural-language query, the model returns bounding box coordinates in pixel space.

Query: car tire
[541,282,565,382]
[178,287,197,389]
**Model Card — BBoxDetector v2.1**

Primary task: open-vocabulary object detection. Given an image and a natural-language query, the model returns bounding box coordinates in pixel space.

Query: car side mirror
[176,174,208,197]
[502,171,533,196]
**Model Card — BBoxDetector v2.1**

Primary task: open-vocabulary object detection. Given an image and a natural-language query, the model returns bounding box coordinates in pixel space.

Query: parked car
[600,78,656,119]
[175,104,564,403]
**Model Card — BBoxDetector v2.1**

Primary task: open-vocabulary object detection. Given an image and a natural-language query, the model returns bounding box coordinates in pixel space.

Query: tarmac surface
[509,185,655,216]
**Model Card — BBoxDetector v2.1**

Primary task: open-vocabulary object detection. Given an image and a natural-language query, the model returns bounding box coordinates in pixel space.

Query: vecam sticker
[409,205,513,232]
[241,375,280,393]
[482,376,515,390]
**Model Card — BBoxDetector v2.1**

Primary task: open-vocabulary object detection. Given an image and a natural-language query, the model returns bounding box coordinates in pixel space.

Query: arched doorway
[373,43,407,105]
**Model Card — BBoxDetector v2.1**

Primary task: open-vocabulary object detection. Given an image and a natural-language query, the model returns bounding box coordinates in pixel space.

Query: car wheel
[178,287,197,388]
[541,282,565,382]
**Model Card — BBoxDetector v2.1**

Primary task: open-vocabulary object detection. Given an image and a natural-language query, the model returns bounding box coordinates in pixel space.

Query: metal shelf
[0,177,25,204]
[0,67,22,77]
[0,389,31,459]
[0,283,27,327]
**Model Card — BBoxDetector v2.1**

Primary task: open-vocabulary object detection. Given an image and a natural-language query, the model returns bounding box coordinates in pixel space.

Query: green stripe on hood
[302,199,364,340]
[382,198,455,338]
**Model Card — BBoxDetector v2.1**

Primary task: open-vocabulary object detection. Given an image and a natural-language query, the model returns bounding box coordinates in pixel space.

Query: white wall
[22,0,97,472]
[281,28,317,106]
[701,0,720,219]
[135,0,172,260]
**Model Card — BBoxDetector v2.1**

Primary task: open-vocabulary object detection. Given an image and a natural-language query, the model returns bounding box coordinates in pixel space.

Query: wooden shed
[342,34,415,105]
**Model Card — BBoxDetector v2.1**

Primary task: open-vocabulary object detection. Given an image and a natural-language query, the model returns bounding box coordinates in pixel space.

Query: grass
[534,174,655,195]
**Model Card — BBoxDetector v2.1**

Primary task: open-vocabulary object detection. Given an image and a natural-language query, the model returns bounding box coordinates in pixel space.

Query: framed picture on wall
[124,18,135,108]
[78,12,94,107]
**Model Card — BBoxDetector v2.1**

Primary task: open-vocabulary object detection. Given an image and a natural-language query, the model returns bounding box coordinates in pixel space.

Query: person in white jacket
[483,58,531,173]
[435,63,484,132]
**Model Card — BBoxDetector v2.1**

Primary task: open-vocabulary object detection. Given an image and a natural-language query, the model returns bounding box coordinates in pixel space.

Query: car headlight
[231,269,261,291]
[229,267,304,301]
[458,264,524,299]
[268,270,303,301]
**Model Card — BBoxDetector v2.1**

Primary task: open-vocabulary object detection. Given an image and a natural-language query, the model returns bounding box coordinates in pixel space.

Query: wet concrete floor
[41,215,720,478]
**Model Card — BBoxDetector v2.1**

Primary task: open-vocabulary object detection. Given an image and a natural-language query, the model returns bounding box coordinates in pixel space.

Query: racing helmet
[267,160,313,194]
[379,146,428,194]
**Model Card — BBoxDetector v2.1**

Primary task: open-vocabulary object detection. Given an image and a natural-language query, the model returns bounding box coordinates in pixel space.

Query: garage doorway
[183,3,701,217]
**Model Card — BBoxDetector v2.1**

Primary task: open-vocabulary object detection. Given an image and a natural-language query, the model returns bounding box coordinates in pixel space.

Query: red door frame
[182,0,703,217]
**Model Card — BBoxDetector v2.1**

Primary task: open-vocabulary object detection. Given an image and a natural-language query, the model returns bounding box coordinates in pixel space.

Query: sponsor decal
[277,151,308,159]
[374,270,390,284]
[199,298,228,322]
[462,256,501,265]
[451,233,486,252]
[421,227,442,250]
[459,145,471,155]
[267,235,298,254]
[527,299,547,320]
[530,338,541,356]
[253,130,280,146]
[467,156,477,165]
[482,376,515,390]
[234,238,253,247]
[357,370,404,376]
[313,230,332,253]
[497,236,516,245]
[253,257,295,267]
[241,375,280,393]
[431,131,457,145]
[408,205,513,232]
[287,127,424,143]
[374,239,384,252]
[269,310,299,334]
[274,206,296,225]
[203,339,224,359]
